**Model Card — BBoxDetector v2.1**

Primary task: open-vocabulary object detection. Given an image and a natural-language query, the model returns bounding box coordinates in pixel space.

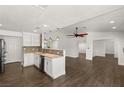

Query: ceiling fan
[66,27,88,38]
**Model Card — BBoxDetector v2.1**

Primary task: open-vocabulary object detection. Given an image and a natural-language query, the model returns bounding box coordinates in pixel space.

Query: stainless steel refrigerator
[0,39,6,73]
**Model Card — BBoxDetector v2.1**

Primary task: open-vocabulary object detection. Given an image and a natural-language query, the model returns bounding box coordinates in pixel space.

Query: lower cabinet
[24,53,40,68]
[44,57,52,76]
[34,54,40,68]
[24,53,65,79]
[44,57,65,79]
[23,53,34,67]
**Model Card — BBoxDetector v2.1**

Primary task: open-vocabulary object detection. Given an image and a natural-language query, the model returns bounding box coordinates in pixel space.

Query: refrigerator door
[0,39,5,49]
[0,39,6,73]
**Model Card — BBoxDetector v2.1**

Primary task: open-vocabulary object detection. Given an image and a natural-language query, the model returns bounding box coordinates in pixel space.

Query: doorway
[93,39,115,59]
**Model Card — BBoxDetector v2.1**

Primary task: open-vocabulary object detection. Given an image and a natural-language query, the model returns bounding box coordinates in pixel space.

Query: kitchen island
[35,52,65,79]
[23,47,65,79]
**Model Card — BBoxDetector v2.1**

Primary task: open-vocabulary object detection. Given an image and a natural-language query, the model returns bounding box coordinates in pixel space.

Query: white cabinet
[34,54,40,68]
[44,57,52,76]
[32,34,40,46]
[23,53,34,67]
[23,32,40,46]
[23,33,32,46]
[24,53,40,68]
[44,57,65,79]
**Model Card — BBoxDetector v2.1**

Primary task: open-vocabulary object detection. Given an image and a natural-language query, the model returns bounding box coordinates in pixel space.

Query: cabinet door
[24,53,34,67]
[47,60,52,76]
[23,32,40,46]
[34,55,37,67]
[44,58,52,76]
[34,55,40,68]
[23,32,32,46]
[44,58,47,73]
[24,54,28,67]
[32,34,40,46]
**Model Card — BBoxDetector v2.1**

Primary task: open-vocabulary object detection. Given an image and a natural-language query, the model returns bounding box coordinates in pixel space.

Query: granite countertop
[34,52,63,59]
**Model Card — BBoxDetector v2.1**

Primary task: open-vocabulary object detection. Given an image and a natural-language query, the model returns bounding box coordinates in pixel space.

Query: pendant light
[56,36,60,41]
[49,37,53,41]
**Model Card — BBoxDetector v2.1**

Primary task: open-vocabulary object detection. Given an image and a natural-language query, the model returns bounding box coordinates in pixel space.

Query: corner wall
[93,40,105,57]
[115,32,124,65]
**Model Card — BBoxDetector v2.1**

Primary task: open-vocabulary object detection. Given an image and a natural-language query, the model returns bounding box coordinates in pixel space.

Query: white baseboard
[118,62,124,66]
[5,61,22,64]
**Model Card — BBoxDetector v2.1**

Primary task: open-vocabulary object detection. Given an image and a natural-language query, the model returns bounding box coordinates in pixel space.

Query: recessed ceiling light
[109,20,115,24]
[34,5,39,7]
[0,24,2,27]
[112,26,116,29]
[33,30,37,32]
[39,5,48,10]
[43,24,47,27]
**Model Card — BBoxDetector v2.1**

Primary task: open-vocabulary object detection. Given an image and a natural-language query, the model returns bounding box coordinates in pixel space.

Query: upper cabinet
[23,32,32,46]
[23,32,40,46]
[32,34,40,46]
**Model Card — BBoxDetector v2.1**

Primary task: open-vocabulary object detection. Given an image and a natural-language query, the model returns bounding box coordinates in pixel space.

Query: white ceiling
[61,6,124,34]
[0,5,123,33]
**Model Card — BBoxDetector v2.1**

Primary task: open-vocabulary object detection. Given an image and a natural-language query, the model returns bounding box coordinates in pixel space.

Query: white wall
[58,37,79,58]
[78,38,87,53]
[0,36,23,63]
[93,40,105,57]
[114,39,118,58]
[86,37,93,60]
[114,32,124,65]
[79,43,86,53]
[0,30,23,63]
[64,38,79,57]
[105,39,114,54]
[52,41,58,49]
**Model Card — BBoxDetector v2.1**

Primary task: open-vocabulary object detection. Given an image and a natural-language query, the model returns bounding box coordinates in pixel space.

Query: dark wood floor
[0,54,124,87]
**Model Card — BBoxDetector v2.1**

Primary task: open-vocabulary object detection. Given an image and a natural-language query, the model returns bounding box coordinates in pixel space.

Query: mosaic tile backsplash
[23,46,64,56]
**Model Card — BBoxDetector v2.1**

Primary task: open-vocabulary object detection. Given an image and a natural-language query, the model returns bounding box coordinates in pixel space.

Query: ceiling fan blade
[80,35,84,37]
[66,27,88,38]
[66,35,75,36]
[78,32,88,35]
[67,36,75,38]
